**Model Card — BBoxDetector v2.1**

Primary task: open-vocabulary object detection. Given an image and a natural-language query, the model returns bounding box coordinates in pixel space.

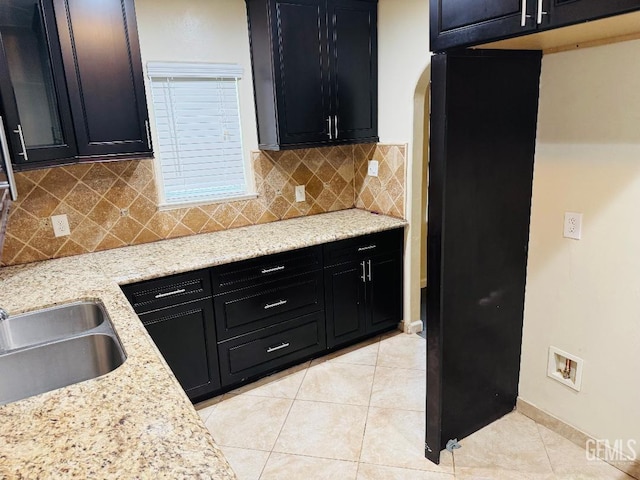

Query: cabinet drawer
[218,312,326,387]
[323,228,403,267]
[210,246,322,293]
[121,269,212,314]
[214,271,324,341]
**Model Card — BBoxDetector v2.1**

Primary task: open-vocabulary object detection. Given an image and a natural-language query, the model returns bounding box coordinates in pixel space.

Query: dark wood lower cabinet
[324,260,367,347]
[122,227,404,402]
[139,299,220,399]
[367,252,403,332]
[324,229,403,349]
[218,312,326,387]
[214,271,324,341]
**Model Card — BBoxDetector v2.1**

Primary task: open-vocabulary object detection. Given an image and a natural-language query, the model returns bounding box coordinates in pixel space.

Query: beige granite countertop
[0,209,406,479]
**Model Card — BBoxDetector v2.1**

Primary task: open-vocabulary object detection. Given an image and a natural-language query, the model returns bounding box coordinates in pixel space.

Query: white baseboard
[517,398,639,479]
[403,319,423,334]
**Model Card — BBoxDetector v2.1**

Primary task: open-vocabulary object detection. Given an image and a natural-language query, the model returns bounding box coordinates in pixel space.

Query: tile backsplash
[1,144,406,266]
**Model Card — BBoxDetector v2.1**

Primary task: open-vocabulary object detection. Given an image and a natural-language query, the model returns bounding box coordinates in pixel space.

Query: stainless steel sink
[0,301,105,352]
[0,301,126,406]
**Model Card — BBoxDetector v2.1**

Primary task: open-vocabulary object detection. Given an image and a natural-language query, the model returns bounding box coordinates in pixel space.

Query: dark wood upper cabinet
[246,0,378,150]
[545,0,640,30]
[430,0,536,51]
[0,0,78,165]
[0,0,151,168]
[328,0,378,142]
[430,0,640,51]
[54,0,151,159]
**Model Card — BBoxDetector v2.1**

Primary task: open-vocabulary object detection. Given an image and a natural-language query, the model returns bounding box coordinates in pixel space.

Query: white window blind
[147,62,248,205]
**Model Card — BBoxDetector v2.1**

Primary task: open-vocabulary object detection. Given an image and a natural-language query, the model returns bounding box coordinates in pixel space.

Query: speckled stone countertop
[0,209,405,479]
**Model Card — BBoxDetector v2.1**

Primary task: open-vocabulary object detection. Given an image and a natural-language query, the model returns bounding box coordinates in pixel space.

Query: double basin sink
[0,301,126,406]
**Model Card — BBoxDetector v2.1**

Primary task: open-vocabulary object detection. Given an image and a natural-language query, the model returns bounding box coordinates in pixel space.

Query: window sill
[158,193,259,211]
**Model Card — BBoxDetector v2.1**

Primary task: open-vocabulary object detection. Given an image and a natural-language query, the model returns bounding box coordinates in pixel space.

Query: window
[147,62,253,207]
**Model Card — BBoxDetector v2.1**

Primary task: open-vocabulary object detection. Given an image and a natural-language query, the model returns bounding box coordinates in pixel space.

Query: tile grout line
[355,335,383,478]
[258,359,314,479]
[535,422,560,477]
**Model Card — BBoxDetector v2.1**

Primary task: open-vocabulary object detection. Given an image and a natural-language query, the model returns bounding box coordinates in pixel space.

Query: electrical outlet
[295,185,306,202]
[563,212,582,240]
[51,214,70,237]
[367,160,379,177]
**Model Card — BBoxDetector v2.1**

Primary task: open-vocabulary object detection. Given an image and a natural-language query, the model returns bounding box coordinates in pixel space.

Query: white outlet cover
[563,212,582,240]
[51,214,71,237]
[295,185,306,202]
[367,160,379,177]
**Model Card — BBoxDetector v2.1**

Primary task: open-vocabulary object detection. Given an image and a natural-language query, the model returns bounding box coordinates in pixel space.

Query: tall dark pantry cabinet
[425,50,542,464]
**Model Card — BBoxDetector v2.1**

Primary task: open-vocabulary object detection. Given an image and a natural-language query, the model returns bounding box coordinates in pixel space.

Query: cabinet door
[324,260,367,348]
[426,50,541,464]
[0,0,77,165]
[545,0,640,29]
[328,0,378,143]
[140,299,220,400]
[366,252,402,334]
[53,0,151,158]
[271,0,331,146]
[430,0,536,51]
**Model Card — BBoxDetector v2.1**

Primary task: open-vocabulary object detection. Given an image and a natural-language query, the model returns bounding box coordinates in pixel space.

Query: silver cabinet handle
[154,288,186,299]
[367,259,372,281]
[264,299,287,310]
[267,342,290,353]
[144,120,152,149]
[537,0,547,24]
[13,124,28,161]
[360,260,366,283]
[521,0,534,26]
[334,115,338,139]
[0,116,18,201]
[327,117,333,140]
[358,245,376,252]
[261,265,285,274]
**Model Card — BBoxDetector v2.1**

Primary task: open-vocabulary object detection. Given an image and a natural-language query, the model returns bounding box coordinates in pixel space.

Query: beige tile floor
[196,331,634,480]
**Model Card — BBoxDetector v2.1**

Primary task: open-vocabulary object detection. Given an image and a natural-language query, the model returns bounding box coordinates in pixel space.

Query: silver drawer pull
[154,288,186,299]
[357,245,377,252]
[264,299,288,310]
[261,265,285,274]
[267,342,290,353]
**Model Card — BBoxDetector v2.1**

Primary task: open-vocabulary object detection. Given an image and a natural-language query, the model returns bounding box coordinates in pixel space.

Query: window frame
[146,62,256,209]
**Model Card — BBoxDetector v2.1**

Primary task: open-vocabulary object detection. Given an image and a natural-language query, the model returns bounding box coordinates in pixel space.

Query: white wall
[378,0,430,144]
[134,0,259,161]
[521,39,640,458]
[378,0,430,328]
